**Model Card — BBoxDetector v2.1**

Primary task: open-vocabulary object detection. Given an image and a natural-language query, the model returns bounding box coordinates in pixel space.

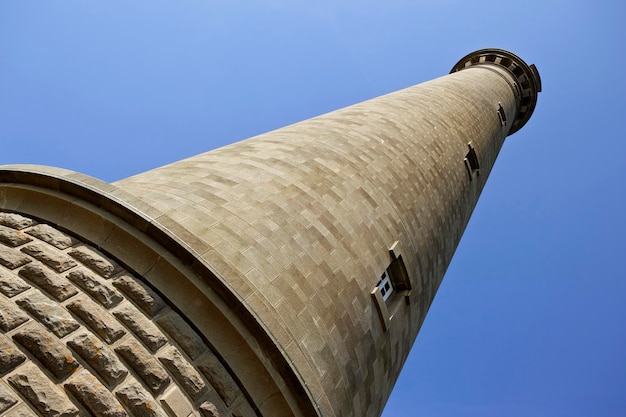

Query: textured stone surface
[21,243,77,273]
[16,292,79,337]
[19,263,78,301]
[113,304,167,353]
[0,333,26,374]
[67,297,126,344]
[0,246,32,270]
[25,224,77,250]
[0,294,30,332]
[116,383,167,417]
[0,267,31,297]
[112,275,166,317]
[68,246,119,278]
[66,267,123,308]
[67,333,128,387]
[65,372,128,417]
[0,212,36,230]
[13,325,79,380]
[115,340,171,394]
[0,225,33,247]
[8,363,79,417]
[156,312,207,360]
[159,347,207,401]
[0,380,18,413]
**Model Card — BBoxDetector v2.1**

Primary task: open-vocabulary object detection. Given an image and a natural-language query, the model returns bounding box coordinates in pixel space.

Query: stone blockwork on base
[0,211,254,417]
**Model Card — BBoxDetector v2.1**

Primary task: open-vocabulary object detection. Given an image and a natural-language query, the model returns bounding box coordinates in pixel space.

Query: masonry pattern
[0,49,540,417]
[0,211,253,417]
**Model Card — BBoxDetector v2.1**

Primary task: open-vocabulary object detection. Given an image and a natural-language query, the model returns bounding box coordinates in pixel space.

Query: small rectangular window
[371,241,413,331]
[377,271,393,301]
[497,103,507,126]
[464,143,480,181]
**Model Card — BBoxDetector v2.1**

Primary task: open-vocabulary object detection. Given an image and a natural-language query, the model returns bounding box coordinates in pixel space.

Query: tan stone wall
[114,66,520,417]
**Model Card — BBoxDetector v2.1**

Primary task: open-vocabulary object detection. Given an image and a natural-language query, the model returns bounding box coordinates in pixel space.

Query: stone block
[112,275,165,317]
[0,267,31,297]
[24,224,78,250]
[0,225,33,247]
[21,243,77,273]
[116,382,167,417]
[16,292,79,338]
[8,363,79,416]
[156,312,207,361]
[67,333,128,387]
[64,372,127,417]
[18,263,78,302]
[68,245,120,278]
[0,246,32,270]
[0,294,30,332]
[112,304,167,353]
[13,325,79,381]
[0,212,36,230]
[0,333,26,374]
[158,347,207,401]
[66,267,123,308]
[114,340,170,394]
[67,297,126,344]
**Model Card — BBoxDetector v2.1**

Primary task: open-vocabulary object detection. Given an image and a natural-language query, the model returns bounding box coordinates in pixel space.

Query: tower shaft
[0,49,540,417]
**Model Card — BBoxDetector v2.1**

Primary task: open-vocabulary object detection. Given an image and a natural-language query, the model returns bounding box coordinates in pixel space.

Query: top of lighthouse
[451,48,541,135]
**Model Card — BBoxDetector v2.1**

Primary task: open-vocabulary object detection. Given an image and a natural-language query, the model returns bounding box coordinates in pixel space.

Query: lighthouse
[0,49,540,417]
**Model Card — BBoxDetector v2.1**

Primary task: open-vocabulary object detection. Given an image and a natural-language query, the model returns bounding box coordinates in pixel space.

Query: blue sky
[1,2,625,416]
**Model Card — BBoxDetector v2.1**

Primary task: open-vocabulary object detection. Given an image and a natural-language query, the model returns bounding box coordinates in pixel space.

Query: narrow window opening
[497,103,507,126]
[377,271,393,301]
[371,241,413,331]
[464,143,480,180]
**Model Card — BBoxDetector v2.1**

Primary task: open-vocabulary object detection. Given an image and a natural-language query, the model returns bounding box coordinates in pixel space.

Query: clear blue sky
[1,2,625,417]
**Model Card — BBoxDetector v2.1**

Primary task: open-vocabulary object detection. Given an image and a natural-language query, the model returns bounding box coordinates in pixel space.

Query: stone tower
[0,49,540,417]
